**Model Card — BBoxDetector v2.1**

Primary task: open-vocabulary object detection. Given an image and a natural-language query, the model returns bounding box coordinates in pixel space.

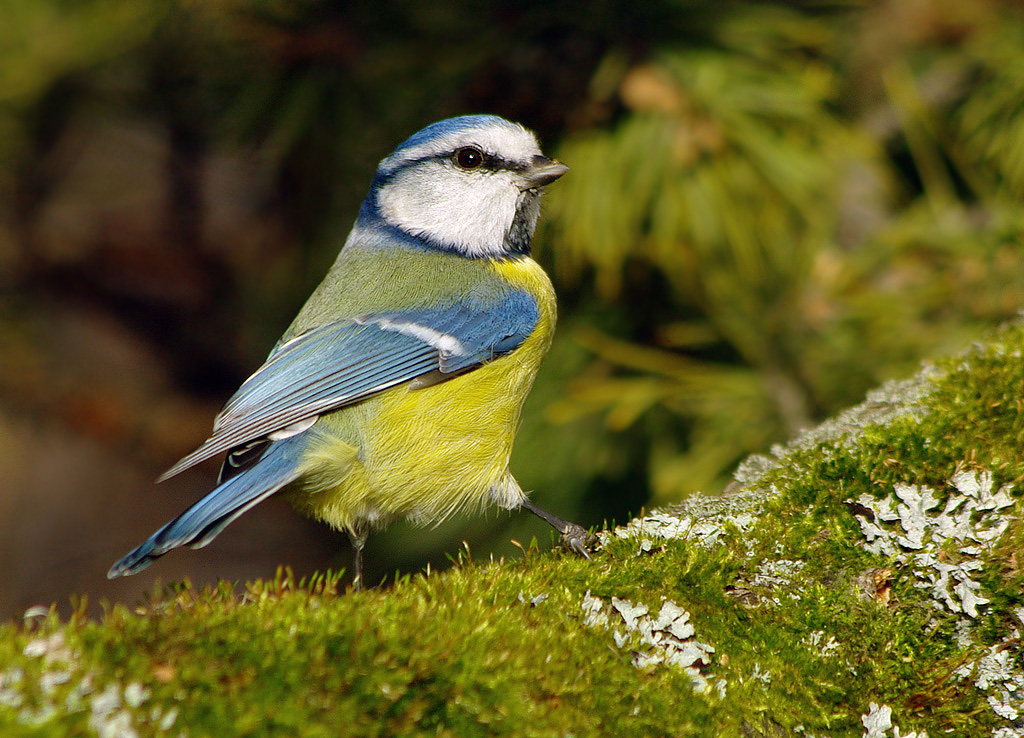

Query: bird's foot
[559,521,596,559]
[519,498,597,559]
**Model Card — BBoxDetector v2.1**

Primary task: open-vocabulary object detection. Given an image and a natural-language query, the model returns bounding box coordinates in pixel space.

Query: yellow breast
[290,256,556,533]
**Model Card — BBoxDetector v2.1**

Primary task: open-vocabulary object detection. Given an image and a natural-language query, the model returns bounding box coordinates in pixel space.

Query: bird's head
[366,115,567,259]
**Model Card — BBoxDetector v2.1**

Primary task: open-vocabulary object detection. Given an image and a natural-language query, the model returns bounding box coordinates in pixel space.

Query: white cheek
[377,164,519,257]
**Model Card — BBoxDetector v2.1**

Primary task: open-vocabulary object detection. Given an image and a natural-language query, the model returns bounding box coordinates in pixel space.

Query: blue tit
[108,114,590,587]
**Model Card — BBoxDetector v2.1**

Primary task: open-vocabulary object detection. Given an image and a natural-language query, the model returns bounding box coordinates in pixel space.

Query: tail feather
[108,434,307,579]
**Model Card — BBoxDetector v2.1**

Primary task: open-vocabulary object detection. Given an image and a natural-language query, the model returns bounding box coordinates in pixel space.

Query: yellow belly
[287,256,556,533]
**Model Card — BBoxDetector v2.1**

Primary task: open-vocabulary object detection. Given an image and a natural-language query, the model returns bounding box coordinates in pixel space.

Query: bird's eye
[454,147,485,169]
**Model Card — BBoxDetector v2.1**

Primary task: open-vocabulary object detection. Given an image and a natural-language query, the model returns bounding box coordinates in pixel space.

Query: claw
[560,522,595,559]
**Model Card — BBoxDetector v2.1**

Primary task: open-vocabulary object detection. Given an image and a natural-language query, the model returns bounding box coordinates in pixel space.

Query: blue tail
[108,434,308,578]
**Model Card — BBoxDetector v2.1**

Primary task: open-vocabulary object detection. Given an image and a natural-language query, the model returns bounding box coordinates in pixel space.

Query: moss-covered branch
[3,322,1023,737]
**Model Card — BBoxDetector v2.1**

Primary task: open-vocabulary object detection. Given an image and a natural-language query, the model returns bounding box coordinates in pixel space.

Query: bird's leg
[519,498,594,559]
[347,526,368,590]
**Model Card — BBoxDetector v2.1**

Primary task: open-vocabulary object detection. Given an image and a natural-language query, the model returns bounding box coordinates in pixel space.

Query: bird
[108,114,591,587]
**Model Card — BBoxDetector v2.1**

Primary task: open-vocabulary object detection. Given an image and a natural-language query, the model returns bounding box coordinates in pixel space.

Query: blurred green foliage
[542,1,1024,502]
[3,0,1024,595]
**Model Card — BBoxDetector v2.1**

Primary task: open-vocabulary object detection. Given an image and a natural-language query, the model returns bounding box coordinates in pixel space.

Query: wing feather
[159,290,539,481]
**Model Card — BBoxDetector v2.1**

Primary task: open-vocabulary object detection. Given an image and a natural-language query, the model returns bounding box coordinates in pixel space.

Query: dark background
[3,0,1023,617]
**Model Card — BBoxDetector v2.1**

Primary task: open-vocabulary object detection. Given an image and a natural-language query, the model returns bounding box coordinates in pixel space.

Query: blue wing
[158,289,539,480]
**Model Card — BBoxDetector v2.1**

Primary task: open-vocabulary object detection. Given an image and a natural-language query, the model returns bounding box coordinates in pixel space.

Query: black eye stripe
[382,150,527,180]
[447,149,524,172]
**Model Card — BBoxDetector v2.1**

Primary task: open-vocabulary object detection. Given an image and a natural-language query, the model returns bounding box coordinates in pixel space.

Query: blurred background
[2,0,1023,618]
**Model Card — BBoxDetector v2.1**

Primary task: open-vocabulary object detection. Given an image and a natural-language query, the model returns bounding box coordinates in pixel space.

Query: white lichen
[804,630,841,658]
[123,682,151,709]
[853,470,1014,618]
[752,559,806,590]
[517,591,549,607]
[0,668,25,709]
[2,630,179,736]
[23,632,73,663]
[607,490,762,550]
[992,728,1024,737]
[581,590,610,630]
[581,591,720,695]
[860,702,928,738]
[955,643,1024,722]
[750,663,772,685]
[953,618,975,649]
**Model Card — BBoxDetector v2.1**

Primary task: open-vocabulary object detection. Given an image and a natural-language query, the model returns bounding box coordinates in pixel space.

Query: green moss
[3,323,1023,736]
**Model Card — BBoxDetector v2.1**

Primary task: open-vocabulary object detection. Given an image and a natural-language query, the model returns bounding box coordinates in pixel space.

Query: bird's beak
[521,155,569,189]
